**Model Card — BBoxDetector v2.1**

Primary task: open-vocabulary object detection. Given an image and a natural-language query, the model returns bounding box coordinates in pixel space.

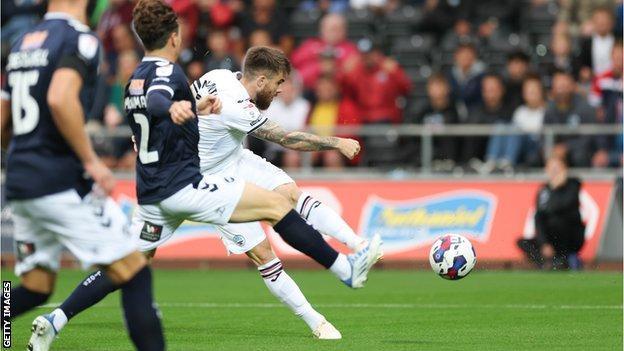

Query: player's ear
[257,75,267,89]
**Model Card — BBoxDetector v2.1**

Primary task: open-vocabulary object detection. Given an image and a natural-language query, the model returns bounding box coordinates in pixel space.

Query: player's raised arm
[251,119,361,159]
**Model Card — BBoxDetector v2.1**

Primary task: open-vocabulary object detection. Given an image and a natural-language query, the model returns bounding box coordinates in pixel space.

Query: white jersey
[192,69,268,174]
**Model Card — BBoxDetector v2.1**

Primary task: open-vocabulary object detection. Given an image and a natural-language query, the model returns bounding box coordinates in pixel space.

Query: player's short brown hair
[132,0,178,51]
[243,46,292,79]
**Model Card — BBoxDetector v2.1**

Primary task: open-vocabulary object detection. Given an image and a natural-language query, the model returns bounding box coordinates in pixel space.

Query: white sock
[329,254,351,281]
[49,308,68,333]
[258,258,325,331]
[296,193,365,251]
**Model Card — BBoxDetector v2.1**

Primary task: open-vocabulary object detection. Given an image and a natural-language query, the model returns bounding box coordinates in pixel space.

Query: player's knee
[105,251,148,285]
[274,183,301,208]
[266,193,292,224]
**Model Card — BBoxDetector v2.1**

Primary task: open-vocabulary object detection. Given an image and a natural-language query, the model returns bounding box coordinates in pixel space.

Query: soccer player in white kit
[27,3,380,347]
[190,46,381,288]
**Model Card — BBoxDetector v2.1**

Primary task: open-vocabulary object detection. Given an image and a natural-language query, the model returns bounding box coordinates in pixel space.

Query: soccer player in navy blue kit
[28,0,382,345]
[0,0,165,350]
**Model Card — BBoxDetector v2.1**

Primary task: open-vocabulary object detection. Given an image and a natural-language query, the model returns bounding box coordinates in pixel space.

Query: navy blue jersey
[124,57,202,204]
[3,13,100,200]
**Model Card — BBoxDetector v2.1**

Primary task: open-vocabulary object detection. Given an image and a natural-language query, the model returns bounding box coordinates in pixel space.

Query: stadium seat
[346,9,375,41]
[290,9,321,43]
[380,6,422,38]
[391,35,435,68]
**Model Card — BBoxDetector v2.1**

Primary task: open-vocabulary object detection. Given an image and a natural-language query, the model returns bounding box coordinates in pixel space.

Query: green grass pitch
[3,268,622,350]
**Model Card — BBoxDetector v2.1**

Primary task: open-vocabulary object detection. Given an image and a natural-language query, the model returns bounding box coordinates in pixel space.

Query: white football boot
[312,320,342,339]
[342,233,383,288]
[27,315,57,351]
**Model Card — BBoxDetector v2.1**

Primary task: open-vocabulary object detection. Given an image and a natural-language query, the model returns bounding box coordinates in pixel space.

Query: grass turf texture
[2,269,622,351]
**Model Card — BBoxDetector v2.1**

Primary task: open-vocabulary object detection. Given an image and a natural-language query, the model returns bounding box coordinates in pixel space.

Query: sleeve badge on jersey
[129,79,145,95]
[78,34,99,60]
[156,64,174,77]
[20,31,48,50]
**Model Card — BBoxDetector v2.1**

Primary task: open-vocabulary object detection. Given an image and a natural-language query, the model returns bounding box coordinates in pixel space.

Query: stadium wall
[107,178,616,264]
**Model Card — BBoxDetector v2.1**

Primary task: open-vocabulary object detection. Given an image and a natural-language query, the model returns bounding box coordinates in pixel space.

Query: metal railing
[89,123,623,173]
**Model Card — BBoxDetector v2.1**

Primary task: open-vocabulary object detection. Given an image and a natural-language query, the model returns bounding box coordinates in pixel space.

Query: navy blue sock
[120,266,165,351]
[59,270,118,320]
[6,285,50,319]
[273,209,339,268]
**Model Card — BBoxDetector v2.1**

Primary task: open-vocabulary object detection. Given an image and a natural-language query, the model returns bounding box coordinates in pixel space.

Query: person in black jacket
[517,155,586,270]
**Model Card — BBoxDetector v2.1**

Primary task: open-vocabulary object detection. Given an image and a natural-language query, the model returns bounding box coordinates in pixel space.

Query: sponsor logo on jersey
[129,79,145,95]
[249,115,264,126]
[78,34,98,60]
[20,31,48,50]
[140,222,163,242]
[359,191,497,253]
[124,95,147,110]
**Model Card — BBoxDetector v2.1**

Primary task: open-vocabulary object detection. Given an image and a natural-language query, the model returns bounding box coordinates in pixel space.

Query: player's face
[255,72,286,110]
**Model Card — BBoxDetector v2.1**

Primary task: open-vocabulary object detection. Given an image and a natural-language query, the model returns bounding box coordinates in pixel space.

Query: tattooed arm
[251,120,361,159]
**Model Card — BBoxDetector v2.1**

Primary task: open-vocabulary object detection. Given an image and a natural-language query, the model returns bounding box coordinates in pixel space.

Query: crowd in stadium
[2,0,622,172]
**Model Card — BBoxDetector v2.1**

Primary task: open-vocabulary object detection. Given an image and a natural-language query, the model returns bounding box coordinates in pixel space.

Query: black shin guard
[273,210,339,268]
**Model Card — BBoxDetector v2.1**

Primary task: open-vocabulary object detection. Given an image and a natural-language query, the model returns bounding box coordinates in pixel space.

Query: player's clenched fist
[337,138,361,159]
[169,100,196,125]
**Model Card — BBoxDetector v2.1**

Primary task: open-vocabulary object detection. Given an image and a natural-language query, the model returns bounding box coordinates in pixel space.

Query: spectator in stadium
[557,0,617,36]
[340,38,412,125]
[291,13,358,91]
[107,24,139,78]
[406,73,459,170]
[504,51,531,110]
[440,19,474,51]
[544,70,598,167]
[543,34,578,81]
[465,74,513,172]
[308,74,349,168]
[578,7,616,80]
[249,29,274,47]
[203,30,240,72]
[589,40,623,167]
[238,0,293,54]
[97,0,133,54]
[339,38,411,167]
[448,43,486,116]
[263,73,311,168]
[517,155,585,270]
[484,74,546,172]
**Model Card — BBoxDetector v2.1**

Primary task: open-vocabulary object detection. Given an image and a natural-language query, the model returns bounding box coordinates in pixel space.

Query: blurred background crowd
[1,0,622,173]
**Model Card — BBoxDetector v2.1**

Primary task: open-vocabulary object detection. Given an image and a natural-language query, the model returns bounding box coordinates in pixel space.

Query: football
[429,234,477,280]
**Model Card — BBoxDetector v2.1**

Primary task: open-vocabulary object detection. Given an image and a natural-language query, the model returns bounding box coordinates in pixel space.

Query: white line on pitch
[38,302,623,310]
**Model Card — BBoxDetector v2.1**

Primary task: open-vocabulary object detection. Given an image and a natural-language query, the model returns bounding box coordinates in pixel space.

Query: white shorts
[132,174,245,251]
[10,189,136,276]
[211,149,294,254]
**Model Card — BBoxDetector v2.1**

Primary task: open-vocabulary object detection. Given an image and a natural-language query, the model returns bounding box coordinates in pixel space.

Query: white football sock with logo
[258,258,325,330]
[49,308,68,332]
[296,193,366,251]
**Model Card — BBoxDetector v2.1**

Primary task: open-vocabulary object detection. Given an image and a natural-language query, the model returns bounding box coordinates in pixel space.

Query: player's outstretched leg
[28,252,164,351]
[247,239,341,339]
[275,184,366,252]
[230,182,380,288]
[274,183,383,288]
